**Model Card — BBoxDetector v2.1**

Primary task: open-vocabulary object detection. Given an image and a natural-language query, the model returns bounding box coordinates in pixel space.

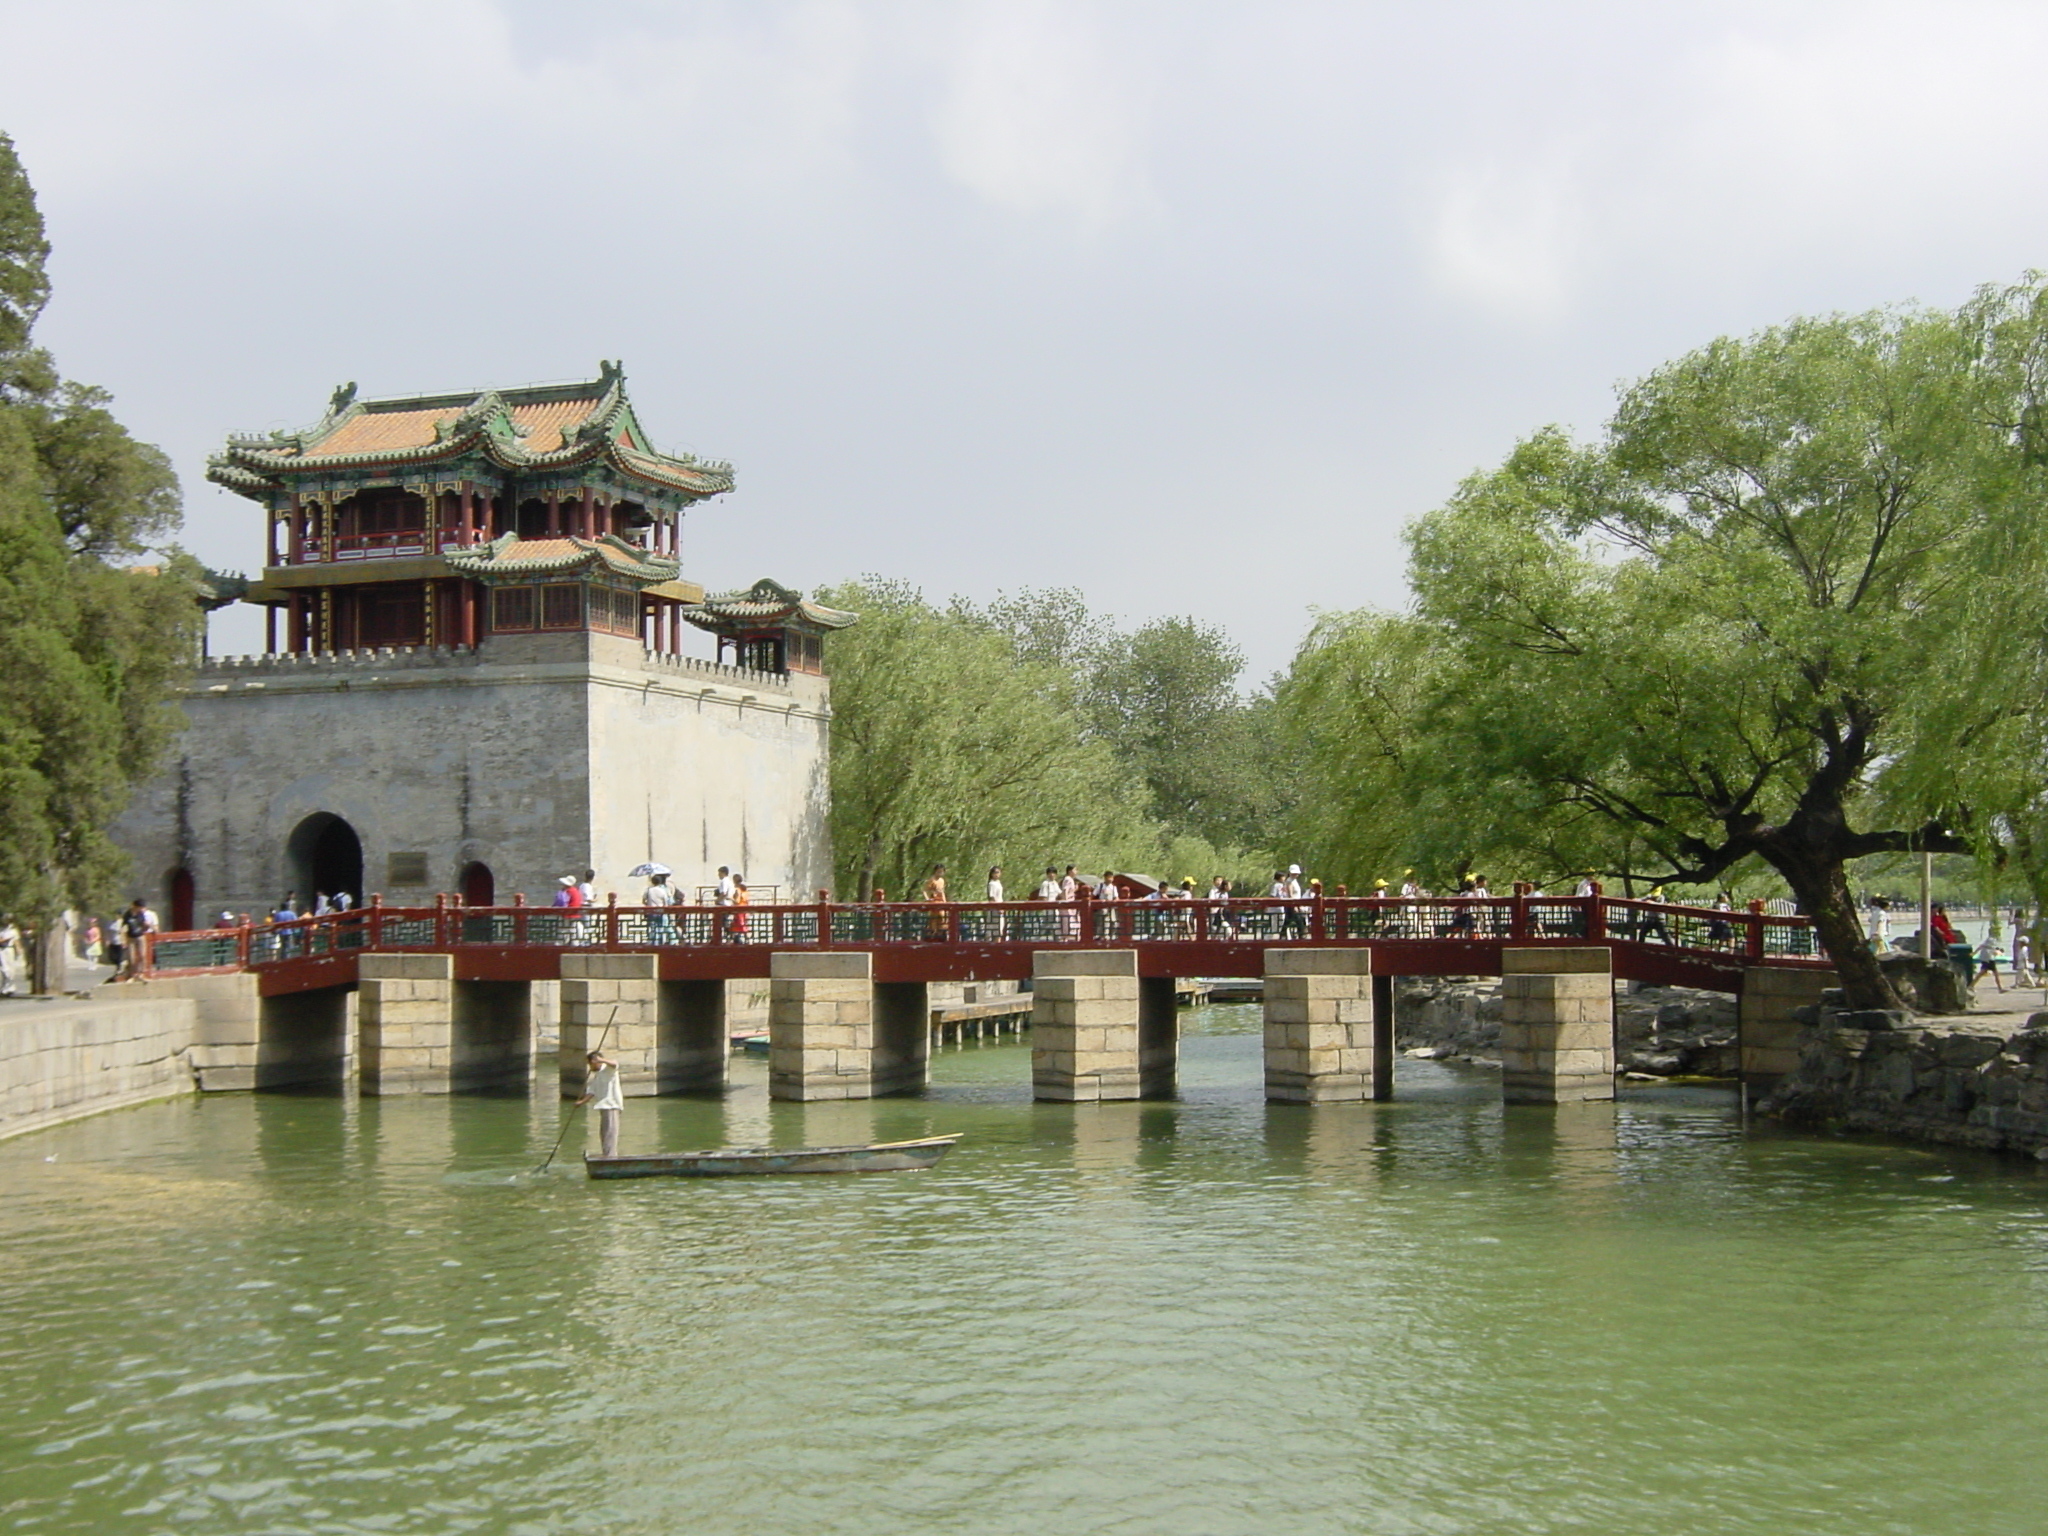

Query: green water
[5,1006,2048,1535]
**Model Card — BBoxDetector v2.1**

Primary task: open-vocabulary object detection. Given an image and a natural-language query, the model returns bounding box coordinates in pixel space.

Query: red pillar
[269,507,281,567]
[266,604,277,654]
[546,491,560,537]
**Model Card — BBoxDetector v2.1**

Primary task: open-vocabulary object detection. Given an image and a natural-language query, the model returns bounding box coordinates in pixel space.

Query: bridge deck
[144,894,1830,997]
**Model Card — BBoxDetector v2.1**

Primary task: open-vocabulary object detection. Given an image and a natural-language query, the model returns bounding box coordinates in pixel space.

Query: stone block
[1503,947,1612,976]
[771,951,873,981]
[1265,947,1372,977]
[359,953,455,982]
[561,953,658,981]
[1033,949,1137,979]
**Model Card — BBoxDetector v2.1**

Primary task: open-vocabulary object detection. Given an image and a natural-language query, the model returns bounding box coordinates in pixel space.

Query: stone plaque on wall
[387,852,430,887]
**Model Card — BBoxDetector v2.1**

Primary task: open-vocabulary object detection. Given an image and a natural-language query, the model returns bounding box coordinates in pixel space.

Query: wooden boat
[584,1133,961,1179]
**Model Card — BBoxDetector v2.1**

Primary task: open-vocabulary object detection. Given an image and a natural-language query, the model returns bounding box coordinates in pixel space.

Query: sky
[6,0,2048,680]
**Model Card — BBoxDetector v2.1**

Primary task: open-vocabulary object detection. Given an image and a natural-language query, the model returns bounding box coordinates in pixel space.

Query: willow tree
[821,579,1156,901]
[0,132,200,963]
[1377,303,2047,1009]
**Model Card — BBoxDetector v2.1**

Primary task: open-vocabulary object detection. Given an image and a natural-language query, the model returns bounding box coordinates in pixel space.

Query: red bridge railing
[141,893,1826,978]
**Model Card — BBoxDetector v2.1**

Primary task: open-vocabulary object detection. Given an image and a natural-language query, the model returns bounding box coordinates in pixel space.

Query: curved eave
[443,533,683,586]
[681,602,859,633]
[215,431,732,500]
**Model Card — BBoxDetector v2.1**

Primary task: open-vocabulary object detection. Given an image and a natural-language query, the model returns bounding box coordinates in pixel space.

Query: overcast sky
[6,0,2048,678]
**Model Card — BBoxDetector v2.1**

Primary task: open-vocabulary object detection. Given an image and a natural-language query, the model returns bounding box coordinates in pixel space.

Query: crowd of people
[1867,897,2039,991]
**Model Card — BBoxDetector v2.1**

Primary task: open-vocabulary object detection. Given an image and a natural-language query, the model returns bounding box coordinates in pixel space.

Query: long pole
[1921,851,1935,961]
[536,1004,619,1175]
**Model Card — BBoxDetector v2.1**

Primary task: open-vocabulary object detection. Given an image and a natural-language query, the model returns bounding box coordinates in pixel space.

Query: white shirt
[1095,881,1120,901]
[587,1063,623,1112]
[643,883,675,907]
[715,874,736,904]
[987,880,1004,902]
[1036,879,1062,901]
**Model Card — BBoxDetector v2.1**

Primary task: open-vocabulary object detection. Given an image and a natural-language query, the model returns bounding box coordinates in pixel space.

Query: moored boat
[584,1133,961,1179]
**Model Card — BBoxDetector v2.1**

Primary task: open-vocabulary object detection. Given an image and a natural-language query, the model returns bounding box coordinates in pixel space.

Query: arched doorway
[165,868,195,932]
[460,861,495,906]
[285,813,363,911]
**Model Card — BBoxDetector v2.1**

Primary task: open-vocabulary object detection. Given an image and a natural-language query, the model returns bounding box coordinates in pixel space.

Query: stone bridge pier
[559,954,730,1101]
[360,955,536,1094]
[768,952,930,1101]
[1501,947,1615,1104]
[1262,948,1383,1103]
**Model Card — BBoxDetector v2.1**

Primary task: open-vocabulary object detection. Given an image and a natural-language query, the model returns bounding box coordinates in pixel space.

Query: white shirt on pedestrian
[588,1063,623,1111]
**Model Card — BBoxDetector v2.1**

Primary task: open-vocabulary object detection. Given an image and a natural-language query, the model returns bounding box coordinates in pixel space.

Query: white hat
[558,875,578,886]
[1288,864,1302,875]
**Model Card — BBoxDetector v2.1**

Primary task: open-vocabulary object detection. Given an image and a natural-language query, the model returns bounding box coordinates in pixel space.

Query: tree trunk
[1768,850,1908,1012]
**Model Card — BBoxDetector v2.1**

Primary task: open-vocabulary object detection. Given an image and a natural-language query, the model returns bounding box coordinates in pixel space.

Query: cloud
[927,0,1154,227]
[1423,156,1583,323]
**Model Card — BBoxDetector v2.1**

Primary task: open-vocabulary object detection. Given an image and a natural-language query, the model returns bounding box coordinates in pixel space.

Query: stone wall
[1764,1013,2048,1160]
[0,996,197,1140]
[113,630,832,920]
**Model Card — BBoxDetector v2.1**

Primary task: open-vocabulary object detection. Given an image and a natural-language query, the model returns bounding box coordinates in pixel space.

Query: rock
[2026,1012,2048,1033]
[1876,952,1971,1014]
[1830,1008,1911,1032]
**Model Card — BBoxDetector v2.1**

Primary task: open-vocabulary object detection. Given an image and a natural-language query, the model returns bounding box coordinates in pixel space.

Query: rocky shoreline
[1392,975,1737,1078]
[1390,973,2048,1163]
[1760,1007,2048,1161]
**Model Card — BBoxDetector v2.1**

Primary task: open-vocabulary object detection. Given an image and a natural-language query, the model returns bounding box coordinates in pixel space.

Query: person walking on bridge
[923,864,948,941]
[1034,867,1061,941]
[1093,871,1121,940]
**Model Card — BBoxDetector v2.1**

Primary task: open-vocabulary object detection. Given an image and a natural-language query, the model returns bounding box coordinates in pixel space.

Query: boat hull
[584,1134,960,1179]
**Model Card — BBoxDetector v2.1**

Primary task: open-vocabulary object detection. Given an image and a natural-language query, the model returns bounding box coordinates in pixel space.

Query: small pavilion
[680,579,858,674]
[209,362,725,655]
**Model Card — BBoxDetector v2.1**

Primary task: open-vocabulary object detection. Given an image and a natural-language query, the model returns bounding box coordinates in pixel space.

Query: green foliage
[824,580,1297,899]
[954,589,1294,860]
[1280,299,2048,1005]
[820,579,1157,900]
[0,131,199,927]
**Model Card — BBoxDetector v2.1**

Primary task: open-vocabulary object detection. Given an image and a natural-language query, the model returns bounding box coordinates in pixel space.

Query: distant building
[114,365,851,926]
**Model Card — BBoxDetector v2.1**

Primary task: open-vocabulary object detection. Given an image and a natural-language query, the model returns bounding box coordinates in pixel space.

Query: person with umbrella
[632,862,677,945]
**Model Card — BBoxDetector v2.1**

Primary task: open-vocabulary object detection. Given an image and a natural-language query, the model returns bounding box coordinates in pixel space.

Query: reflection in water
[3,1008,2048,1535]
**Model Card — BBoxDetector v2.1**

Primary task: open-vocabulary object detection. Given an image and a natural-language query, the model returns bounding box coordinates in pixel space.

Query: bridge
[139,893,1835,1107]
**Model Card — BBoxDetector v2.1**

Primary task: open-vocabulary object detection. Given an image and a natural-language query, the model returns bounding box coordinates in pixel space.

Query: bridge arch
[285,813,363,911]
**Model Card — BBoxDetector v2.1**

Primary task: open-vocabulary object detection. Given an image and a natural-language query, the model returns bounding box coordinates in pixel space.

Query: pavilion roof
[443,532,683,586]
[206,362,734,502]
[679,578,858,635]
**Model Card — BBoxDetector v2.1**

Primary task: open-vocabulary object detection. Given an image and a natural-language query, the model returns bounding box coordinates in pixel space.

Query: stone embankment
[0,994,198,1141]
[1762,1006,2048,1161]
[1393,976,1737,1077]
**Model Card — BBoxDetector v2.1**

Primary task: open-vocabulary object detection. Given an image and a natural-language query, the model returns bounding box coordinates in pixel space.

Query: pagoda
[114,366,845,934]
[210,361,722,656]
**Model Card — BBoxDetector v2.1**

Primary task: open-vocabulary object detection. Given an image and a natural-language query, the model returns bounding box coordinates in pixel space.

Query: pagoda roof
[207,362,733,501]
[443,532,683,587]
[680,579,858,635]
